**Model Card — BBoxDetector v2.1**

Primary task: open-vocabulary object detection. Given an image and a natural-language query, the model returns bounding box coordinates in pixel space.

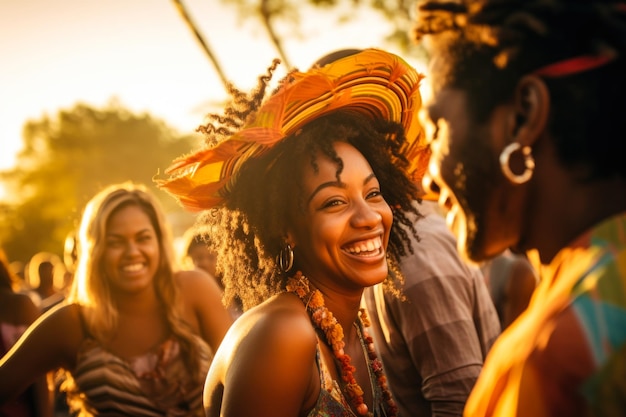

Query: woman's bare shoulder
[248,293,315,335]
[218,292,316,364]
[37,303,84,335]
[206,293,318,415]
[174,269,220,294]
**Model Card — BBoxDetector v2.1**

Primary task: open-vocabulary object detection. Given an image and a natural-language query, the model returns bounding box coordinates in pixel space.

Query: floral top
[465,212,626,417]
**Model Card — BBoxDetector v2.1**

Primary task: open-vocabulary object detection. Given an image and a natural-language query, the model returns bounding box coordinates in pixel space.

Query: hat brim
[157,48,432,211]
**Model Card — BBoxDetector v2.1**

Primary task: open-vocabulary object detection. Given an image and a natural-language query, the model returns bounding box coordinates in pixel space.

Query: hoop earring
[277,244,294,273]
[499,142,535,184]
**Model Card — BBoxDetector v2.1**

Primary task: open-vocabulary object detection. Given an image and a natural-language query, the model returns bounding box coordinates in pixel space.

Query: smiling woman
[157,48,431,417]
[0,182,233,416]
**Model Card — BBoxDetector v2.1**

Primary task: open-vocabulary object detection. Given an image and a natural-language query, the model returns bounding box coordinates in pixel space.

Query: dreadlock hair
[195,59,282,147]
[413,0,626,180]
[194,67,421,311]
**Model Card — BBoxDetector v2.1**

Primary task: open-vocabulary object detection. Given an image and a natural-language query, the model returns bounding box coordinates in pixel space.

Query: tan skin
[484,252,537,329]
[0,205,233,407]
[204,142,393,417]
[500,256,536,329]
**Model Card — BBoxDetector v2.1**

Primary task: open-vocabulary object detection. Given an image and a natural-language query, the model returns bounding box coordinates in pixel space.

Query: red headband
[533,1,624,78]
[533,55,615,78]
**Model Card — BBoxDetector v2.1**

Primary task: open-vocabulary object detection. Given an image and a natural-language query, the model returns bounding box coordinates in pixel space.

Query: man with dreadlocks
[413,1,626,416]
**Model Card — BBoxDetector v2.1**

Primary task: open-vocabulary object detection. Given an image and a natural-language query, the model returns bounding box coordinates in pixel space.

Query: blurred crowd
[1,1,624,417]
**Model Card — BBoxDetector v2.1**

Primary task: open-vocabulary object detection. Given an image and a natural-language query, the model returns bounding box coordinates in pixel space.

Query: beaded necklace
[286,271,398,417]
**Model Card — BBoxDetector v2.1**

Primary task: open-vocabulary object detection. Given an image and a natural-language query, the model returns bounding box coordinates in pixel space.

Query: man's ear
[508,75,550,147]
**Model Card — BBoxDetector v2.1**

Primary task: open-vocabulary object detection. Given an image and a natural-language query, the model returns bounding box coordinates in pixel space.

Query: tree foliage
[0,101,200,264]
[310,0,417,52]
[221,0,422,60]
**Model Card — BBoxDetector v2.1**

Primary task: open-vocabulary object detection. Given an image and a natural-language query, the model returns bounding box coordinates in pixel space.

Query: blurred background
[0,0,426,265]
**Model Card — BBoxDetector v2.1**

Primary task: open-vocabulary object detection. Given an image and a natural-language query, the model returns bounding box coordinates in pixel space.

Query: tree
[0,101,200,264]
[219,0,423,67]
[302,0,418,53]
[171,0,232,90]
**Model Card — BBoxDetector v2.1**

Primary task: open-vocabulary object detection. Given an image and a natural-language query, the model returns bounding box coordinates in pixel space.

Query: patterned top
[61,334,213,417]
[364,201,501,417]
[307,335,387,417]
[465,211,626,417]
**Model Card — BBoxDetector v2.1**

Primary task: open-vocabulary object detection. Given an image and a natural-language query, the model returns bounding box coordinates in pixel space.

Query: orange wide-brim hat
[157,48,432,211]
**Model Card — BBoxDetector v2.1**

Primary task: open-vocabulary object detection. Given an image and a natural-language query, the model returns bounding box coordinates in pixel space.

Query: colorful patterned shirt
[465,212,626,417]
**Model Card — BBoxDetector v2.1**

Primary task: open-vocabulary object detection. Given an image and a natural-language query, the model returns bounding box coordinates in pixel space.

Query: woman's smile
[342,235,384,257]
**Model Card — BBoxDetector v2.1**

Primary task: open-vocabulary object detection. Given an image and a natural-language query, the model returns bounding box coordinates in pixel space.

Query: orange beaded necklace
[286,271,398,417]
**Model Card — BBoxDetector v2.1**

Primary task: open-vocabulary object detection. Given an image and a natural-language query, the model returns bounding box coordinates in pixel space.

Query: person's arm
[177,269,233,351]
[206,297,318,417]
[0,303,83,405]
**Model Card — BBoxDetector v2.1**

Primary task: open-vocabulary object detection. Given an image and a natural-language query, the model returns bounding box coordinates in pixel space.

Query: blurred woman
[180,227,242,318]
[180,227,218,278]
[0,182,233,416]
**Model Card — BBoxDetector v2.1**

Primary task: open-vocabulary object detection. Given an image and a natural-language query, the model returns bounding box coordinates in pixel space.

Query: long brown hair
[68,182,205,381]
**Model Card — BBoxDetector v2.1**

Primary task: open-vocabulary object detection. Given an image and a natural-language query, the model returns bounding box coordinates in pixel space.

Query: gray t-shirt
[364,200,501,417]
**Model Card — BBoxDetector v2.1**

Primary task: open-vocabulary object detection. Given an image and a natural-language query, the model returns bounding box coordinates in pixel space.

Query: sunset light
[0,0,411,174]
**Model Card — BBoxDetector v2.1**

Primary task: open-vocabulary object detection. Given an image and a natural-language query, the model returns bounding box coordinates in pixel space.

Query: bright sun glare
[0,1,426,203]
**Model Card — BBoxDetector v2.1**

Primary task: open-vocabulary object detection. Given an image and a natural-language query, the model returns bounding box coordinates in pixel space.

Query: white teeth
[345,237,382,254]
[122,263,143,272]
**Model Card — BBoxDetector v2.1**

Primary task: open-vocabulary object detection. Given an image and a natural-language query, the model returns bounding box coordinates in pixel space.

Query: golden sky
[0,0,408,176]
